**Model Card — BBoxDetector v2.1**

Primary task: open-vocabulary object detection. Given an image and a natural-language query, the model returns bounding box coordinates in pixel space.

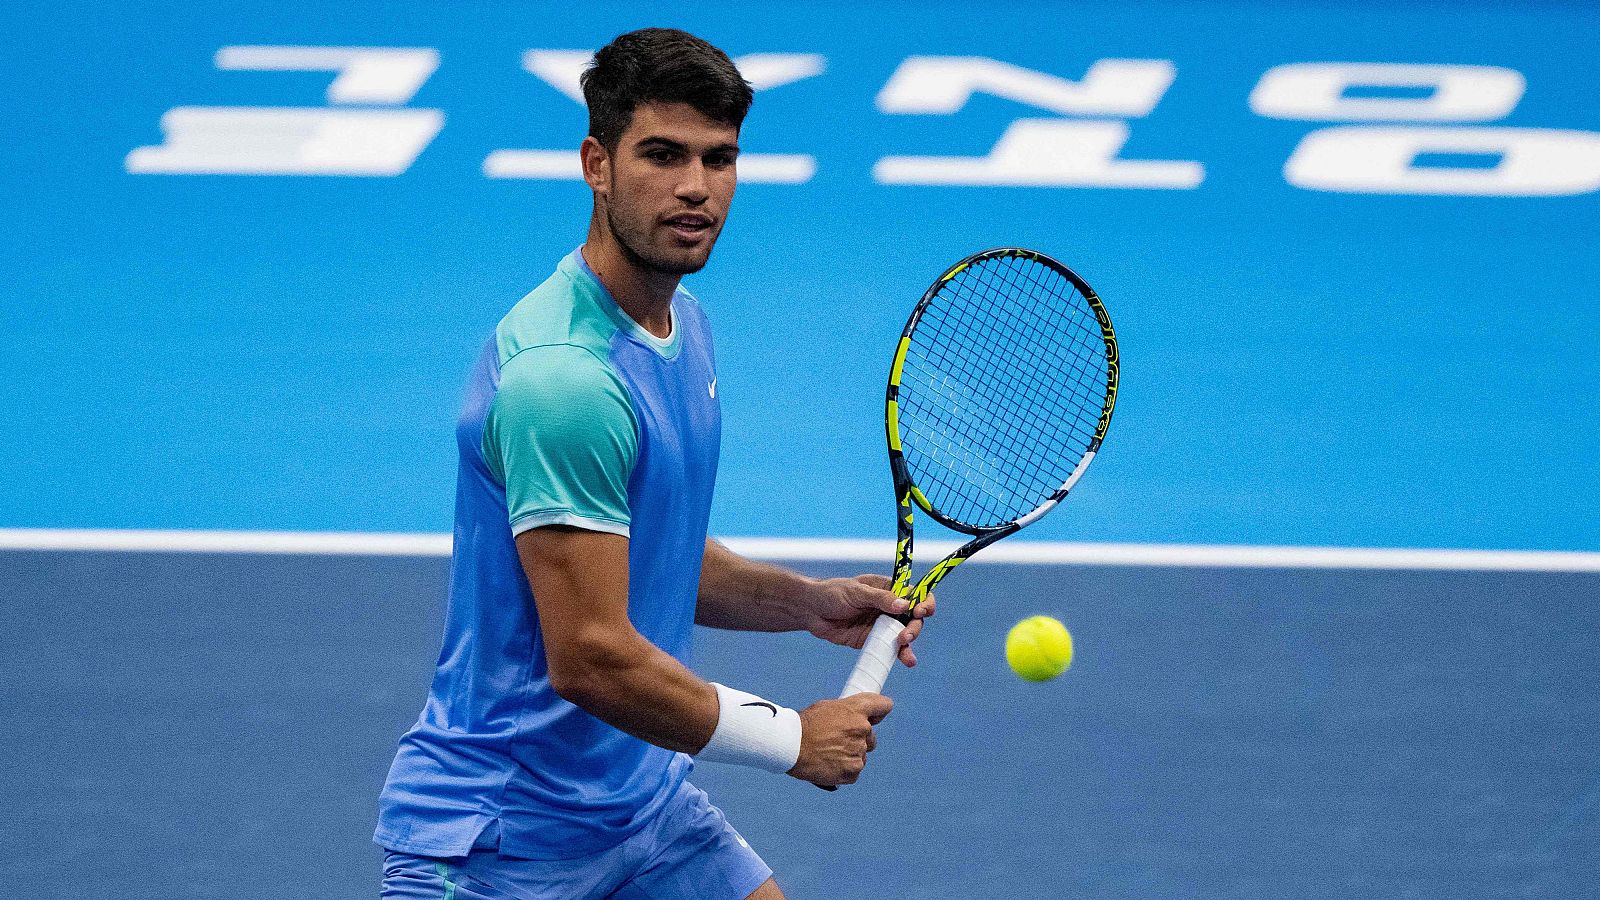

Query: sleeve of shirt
[484,343,639,538]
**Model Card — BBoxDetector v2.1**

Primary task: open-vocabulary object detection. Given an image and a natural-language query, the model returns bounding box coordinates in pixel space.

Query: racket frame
[887,247,1118,610]
[841,248,1116,699]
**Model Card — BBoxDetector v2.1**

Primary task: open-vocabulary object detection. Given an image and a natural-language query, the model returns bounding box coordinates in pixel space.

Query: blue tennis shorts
[380,779,773,900]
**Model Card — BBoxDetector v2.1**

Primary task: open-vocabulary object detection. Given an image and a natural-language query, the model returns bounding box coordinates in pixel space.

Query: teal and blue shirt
[375,248,721,860]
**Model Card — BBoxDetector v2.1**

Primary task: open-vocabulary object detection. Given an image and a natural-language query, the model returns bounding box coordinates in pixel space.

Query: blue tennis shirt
[375,248,721,861]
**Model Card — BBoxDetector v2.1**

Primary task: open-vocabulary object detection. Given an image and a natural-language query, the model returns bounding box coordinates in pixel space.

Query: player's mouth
[662,213,715,242]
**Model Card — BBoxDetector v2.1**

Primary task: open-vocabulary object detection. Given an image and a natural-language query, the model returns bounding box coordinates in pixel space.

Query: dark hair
[580,28,754,149]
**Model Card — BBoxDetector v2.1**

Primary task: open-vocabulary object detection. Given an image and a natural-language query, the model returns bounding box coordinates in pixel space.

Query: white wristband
[694,683,802,775]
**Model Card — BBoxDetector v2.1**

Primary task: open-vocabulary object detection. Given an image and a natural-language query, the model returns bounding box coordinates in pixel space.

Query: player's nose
[676,162,709,204]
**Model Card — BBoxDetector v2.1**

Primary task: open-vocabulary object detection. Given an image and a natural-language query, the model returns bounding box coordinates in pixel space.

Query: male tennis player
[375,29,932,900]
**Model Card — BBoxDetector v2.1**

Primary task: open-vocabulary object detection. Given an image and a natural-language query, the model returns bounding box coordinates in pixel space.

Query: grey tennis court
[6,537,1596,897]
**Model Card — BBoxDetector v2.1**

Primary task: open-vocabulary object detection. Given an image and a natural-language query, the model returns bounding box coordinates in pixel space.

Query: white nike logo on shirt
[708,378,716,398]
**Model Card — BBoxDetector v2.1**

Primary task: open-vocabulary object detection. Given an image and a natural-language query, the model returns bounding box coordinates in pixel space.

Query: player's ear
[580,136,611,195]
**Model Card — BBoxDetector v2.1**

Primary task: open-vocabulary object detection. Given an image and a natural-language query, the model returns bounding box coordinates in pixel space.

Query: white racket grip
[840,615,906,697]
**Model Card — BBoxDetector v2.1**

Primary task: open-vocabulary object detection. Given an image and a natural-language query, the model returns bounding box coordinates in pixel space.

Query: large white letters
[872,57,1202,189]
[1262,62,1600,196]
[126,47,443,176]
[122,48,1599,198]
[877,57,1174,118]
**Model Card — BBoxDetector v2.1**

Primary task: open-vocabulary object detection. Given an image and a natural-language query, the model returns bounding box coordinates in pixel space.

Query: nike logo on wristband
[740,701,778,716]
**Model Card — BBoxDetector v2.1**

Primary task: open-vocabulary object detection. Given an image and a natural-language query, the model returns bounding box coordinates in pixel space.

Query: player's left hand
[804,574,934,667]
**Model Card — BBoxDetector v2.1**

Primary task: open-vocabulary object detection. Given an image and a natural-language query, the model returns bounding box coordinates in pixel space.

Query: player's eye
[705,152,737,169]
[645,148,678,164]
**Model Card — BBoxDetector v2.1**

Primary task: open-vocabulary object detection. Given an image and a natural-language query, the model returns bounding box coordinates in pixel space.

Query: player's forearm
[551,629,719,754]
[695,538,815,632]
[526,530,809,776]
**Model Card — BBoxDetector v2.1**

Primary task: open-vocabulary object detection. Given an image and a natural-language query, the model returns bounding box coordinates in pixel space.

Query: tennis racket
[840,247,1119,698]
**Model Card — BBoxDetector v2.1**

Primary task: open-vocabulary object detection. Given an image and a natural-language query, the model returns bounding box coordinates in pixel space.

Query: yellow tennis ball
[1006,615,1074,682]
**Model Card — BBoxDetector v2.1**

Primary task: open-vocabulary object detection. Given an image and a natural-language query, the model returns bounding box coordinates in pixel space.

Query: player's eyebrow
[635,136,740,156]
[635,136,688,153]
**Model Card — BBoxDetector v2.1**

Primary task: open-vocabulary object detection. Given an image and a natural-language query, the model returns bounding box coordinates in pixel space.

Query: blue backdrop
[5,1,1598,551]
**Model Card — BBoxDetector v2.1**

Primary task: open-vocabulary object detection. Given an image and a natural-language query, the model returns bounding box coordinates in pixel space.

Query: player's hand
[788,693,893,787]
[804,574,935,667]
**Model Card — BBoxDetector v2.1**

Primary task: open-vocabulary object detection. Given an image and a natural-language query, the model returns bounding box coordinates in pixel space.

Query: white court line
[726,538,1600,572]
[1,528,1599,572]
[0,528,450,557]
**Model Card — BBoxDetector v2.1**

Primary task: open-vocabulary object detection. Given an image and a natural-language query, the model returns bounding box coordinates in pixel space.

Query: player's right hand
[788,693,893,787]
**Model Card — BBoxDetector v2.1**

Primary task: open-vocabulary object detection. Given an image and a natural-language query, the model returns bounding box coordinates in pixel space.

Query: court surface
[6,547,1596,898]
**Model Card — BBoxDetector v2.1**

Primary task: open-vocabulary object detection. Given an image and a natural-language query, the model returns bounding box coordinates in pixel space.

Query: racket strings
[897,254,1109,529]
[905,314,1102,523]
[944,266,1102,501]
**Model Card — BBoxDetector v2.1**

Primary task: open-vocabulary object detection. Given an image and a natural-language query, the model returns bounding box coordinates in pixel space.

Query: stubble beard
[605,203,711,277]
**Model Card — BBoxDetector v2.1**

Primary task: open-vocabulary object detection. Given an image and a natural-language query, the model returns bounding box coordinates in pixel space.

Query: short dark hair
[580,29,754,149]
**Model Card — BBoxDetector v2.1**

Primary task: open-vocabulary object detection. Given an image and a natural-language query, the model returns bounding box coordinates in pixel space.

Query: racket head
[886,248,1118,535]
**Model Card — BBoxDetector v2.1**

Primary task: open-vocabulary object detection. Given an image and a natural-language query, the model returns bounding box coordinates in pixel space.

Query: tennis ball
[1006,615,1073,682]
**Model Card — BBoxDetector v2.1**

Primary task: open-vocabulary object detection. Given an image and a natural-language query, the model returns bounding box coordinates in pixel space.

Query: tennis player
[375,28,932,900]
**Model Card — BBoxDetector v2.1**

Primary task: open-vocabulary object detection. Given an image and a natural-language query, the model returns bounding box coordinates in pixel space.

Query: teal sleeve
[484,343,638,537]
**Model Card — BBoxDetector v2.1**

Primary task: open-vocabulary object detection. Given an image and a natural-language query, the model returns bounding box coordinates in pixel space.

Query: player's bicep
[515,526,634,694]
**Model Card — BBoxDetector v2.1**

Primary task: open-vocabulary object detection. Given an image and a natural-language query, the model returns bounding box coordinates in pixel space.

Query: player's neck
[581,228,677,339]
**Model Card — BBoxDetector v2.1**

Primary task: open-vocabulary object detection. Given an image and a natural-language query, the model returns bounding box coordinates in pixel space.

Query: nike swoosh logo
[708,378,717,398]
[740,701,777,716]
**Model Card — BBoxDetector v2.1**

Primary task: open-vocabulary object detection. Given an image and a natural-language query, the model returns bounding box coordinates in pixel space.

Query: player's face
[594,102,739,276]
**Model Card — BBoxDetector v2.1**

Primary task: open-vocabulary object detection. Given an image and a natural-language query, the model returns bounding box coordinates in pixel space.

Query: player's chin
[649,243,714,275]
[671,255,713,276]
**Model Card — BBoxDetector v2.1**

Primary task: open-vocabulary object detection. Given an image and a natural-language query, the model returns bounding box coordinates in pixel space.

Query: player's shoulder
[494,252,619,365]
[496,342,624,403]
[489,342,637,453]
[484,341,639,486]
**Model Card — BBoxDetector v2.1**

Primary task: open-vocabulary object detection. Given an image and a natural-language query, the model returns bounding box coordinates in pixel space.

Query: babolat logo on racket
[1099,367,1118,438]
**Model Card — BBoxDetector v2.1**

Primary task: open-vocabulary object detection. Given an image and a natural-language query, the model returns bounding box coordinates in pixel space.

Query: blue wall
[5,1,1597,550]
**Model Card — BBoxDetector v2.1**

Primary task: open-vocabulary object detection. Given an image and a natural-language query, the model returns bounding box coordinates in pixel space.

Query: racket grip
[840,615,906,697]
